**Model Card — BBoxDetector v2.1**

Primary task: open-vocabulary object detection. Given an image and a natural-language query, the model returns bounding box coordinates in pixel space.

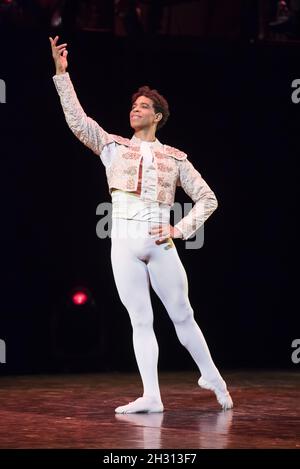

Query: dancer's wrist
[55,68,66,75]
[174,226,184,239]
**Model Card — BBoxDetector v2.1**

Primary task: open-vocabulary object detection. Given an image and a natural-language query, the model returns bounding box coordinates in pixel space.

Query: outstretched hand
[49,35,68,75]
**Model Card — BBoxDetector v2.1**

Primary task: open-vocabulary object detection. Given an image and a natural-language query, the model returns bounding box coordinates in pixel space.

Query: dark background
[0,1,298,375]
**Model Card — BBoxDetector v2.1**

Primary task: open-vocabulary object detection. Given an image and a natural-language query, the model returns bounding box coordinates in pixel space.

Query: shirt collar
[130,135,162,149]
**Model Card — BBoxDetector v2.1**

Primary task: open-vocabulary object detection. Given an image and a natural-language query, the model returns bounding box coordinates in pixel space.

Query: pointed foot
[198,377,233,411]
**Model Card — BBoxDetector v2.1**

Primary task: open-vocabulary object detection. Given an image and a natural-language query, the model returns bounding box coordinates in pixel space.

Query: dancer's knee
[127,305,153,330]
[168,300,194,326]
[131,315,153,330]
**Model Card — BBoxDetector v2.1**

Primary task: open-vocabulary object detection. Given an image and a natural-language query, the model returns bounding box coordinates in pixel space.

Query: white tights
[110,218,226,404]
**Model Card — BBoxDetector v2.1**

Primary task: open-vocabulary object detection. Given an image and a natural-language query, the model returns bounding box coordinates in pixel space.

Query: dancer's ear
[155,113,162,123]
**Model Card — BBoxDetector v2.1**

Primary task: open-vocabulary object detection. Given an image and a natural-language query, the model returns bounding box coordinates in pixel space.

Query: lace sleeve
[52,72,113,156]
[174,158,218,240]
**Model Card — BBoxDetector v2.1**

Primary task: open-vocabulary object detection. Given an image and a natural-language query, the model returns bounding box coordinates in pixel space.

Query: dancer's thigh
[110,221,153,323]
[147,241,192,319]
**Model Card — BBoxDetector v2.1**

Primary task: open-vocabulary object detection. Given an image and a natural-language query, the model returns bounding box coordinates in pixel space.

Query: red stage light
[72,291,88,306]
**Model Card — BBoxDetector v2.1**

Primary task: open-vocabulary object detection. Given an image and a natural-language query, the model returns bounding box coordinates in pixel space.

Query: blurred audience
[269,0,300,38]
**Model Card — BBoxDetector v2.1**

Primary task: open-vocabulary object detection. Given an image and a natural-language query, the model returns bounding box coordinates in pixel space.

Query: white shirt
[111,140,170,224]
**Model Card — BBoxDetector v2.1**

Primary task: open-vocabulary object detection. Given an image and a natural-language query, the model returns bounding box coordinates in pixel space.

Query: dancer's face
[130,95,161,131]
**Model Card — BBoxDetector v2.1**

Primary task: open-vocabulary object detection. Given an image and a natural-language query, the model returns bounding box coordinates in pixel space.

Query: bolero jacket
[52,72,218,240]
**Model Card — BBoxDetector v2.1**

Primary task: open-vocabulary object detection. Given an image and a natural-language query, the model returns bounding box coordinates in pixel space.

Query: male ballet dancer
[50,36,233,413]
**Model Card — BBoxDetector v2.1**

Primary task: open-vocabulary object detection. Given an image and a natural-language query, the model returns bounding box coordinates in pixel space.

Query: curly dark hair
[131,85,170,130]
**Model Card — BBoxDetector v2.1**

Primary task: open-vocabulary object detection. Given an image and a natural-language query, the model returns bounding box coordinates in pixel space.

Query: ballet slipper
[198,377,233,410]
[115,396,164,414]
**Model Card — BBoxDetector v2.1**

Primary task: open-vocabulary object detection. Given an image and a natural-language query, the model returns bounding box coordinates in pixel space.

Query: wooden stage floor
[0,371,299,449]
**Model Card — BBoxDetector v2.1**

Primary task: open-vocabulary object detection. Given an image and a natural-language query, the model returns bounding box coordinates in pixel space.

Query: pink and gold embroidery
[122,152,140,160]
[124,167,137,176]
[157,162,174,173]
[111,134,131,146]
[163,145,187,160]
[157,190,167,201]
[126,178,135,190]
[158,177,171,188]
[153,151,165,159]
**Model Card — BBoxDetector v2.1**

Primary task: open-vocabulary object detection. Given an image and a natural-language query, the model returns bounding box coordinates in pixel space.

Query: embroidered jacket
[52,72,218,240]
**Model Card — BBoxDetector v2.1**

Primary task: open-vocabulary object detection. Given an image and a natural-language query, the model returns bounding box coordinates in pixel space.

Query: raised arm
[49,35,68,75]
[49,36,113,156]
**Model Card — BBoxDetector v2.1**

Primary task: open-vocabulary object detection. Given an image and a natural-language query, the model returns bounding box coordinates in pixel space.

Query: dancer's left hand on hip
[149,224,183,244]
